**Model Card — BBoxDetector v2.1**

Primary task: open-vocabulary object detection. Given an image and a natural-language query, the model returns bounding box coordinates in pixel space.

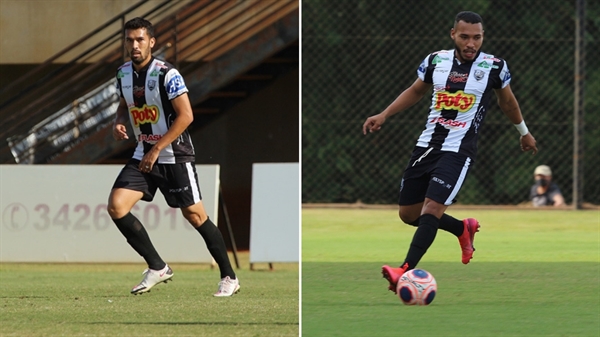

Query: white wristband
[514,120,529,136]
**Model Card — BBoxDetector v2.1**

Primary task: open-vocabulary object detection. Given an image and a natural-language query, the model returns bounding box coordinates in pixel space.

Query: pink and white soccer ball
[396,269,437,305]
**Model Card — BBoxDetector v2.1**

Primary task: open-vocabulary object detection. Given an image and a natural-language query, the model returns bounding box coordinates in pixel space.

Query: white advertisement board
[249,163,299,263]
[0,165,219,263]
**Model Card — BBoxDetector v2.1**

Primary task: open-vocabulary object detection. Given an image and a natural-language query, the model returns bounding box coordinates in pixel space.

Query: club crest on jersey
[148,80,156,91]
[130,104,160,126]
[434,90,476,112]
[474,70,485,81]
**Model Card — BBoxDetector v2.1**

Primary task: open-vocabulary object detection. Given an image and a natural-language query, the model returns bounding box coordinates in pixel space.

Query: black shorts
[112,159,202,208]
[398,146,473,206]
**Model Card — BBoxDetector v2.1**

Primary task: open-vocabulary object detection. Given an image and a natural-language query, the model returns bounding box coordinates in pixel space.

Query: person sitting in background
[530,165,565,207]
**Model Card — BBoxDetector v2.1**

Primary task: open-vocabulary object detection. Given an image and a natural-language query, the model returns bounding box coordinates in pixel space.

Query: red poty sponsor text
[434,90,475,112]
[130,104,160,126]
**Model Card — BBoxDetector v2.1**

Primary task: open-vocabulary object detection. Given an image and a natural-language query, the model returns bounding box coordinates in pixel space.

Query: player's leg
[108,161,172,294]
[382,147,432,293]
[401,197,447,270]
[181,202,239,296]
[160,162,238,297]
[429,152,480,264]
[399,195,466,238]
[108,187,167,270]
[180,201,236,281]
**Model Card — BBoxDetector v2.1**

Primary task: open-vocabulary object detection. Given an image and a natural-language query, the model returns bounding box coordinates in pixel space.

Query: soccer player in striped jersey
[107,17,239,297]
[362,11,538,294]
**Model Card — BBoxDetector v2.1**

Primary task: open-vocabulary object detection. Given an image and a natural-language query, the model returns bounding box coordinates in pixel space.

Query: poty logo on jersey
[167,75,186,96]
[448,71,469,83]
[434,90,476,112]
[130,104,160,126]
[430,117,467,129]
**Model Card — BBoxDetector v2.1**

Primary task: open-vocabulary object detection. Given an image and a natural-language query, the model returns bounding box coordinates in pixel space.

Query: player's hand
[139,147,160,173]
[520,133,538,155]
[113,124,129,140]
[362,113,386,135]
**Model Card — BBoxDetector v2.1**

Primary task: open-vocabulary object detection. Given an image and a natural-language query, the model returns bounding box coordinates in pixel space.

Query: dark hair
[455,11,483,26]
[124,17,154,38]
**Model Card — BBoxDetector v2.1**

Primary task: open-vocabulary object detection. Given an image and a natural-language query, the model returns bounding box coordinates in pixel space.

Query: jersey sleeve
[417,54,434,83]
[115,74,123,98]
[164,68,189,100]
[497,60,511,89]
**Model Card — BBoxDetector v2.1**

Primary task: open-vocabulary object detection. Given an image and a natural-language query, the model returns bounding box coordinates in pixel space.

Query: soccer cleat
[458,218,480,264]
[131,264,174,295]
[382,263,409,294]
[213,276,240,297]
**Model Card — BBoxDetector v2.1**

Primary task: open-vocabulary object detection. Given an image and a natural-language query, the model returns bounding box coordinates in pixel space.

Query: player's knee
[182,209,207,227]
[106,202,128,219]
[398,210,419,226]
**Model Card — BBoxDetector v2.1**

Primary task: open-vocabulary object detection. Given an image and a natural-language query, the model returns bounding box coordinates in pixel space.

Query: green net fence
[302,0,599,206]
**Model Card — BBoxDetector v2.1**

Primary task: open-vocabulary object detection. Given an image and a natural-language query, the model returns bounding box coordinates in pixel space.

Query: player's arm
[363,78,431,134]
[494,84,538,154]
[112,97,130,140]
[139,93,194,170]
[154,93,194,150]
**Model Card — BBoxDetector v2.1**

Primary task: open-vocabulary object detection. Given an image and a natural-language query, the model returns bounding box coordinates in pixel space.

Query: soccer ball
[396,269,437,305]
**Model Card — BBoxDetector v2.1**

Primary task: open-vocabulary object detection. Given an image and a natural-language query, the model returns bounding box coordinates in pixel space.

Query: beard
[454,43,477,61]
[130,50,147,64]
[131,55,143,64]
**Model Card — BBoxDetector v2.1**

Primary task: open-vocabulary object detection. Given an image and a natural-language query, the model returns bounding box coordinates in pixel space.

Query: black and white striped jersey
[116,57,195,163]
[415,49,511,159]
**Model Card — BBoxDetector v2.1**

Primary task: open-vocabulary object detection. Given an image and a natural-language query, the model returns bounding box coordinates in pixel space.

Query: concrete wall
[0,0,154,63]
[192,68,299,250]
[0,0,300,251]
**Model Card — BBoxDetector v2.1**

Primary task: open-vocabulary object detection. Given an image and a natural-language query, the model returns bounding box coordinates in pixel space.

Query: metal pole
[573,0,585,209]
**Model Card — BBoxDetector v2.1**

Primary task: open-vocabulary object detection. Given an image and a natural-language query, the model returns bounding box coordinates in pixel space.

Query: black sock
[439,213,464,237]
[196,218,235,279]
[403,214,439,269]
[112,212,165,270]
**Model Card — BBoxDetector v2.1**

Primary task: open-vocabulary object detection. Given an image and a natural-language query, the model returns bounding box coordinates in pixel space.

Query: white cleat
[131,264,173,295]
[213,276,240,297]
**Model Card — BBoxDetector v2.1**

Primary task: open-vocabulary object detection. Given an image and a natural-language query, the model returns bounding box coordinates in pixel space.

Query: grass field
[0,253,298,337]
[302,208,599,337]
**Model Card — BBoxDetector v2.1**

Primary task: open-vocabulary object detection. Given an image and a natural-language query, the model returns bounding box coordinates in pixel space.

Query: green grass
[0,257,298,337]
[302,208,600,337]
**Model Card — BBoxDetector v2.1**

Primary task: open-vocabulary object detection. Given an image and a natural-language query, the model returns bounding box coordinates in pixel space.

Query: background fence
[302,0,599,206]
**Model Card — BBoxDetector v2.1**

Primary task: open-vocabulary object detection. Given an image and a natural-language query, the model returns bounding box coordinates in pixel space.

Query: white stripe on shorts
[444,157,471,205]
[185,162,202,204]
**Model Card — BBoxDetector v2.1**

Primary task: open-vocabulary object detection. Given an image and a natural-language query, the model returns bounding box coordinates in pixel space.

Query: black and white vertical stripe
[415,50,511,159]
[116,57,195,163]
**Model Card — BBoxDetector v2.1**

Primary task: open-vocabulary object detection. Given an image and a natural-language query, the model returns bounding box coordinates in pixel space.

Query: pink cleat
[458,218,480,264]
[382,263,409,294]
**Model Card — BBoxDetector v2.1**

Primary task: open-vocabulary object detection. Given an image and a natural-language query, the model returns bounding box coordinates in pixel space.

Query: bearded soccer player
[362,11,537,294]
[107,17,239,297]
